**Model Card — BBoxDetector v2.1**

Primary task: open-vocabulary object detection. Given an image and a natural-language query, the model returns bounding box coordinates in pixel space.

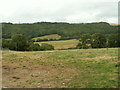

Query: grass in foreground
[2,48,118,88]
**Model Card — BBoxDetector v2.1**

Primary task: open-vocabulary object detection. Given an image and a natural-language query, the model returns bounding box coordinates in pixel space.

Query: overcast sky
[0,0,119,24]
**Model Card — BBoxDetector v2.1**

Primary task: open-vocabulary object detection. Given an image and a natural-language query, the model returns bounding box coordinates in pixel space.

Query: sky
[0,0,119,24]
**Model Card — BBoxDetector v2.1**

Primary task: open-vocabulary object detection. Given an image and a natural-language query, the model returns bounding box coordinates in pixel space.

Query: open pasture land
[32,34,61,41]
[2,48,118,88]
[35,39,79,50]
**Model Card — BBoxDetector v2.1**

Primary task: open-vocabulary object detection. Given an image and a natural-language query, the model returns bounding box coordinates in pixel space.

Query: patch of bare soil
[2,61,78,88]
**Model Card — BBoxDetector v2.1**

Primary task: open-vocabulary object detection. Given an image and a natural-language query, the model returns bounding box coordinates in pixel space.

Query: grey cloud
[0,0,118,24]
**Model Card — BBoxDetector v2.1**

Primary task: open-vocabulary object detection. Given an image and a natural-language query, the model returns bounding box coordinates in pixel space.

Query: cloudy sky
[0,0,119,24]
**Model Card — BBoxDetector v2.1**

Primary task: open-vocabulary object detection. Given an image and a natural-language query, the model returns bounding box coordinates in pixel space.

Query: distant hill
[2,22,118,39]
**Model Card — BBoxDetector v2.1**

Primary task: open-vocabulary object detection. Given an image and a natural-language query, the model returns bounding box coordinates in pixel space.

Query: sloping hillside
[2,22,118,39]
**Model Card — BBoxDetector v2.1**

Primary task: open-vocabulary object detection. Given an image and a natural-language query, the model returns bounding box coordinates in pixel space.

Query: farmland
[32,34,61,41]
[35,39,79,50]
[2,48,118,88]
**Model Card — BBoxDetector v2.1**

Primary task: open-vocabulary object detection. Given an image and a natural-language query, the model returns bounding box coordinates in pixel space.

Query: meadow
[32,34,61,40]
[35,39,79,50]
[2,48,118,88]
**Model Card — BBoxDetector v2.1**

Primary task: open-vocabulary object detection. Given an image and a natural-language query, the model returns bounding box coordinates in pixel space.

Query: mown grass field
[2,48,118,88]
[35,39,79,50]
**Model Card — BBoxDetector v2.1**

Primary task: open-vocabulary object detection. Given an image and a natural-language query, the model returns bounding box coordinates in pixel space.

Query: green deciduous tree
[2,39,12,49]
[77,33,107,49]
[107,34,120,47]
[2,34,55,51]
[76,34,92,49]
[91,33,106,48]
[11,34,29,51]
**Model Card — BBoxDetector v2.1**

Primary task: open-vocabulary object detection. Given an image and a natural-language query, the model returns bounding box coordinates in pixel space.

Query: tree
[2,34,55,51]
[91,33,106,48]
[77,34,91,49]
[11,34,29,51]
[107,34,120,47]
[2,39,11,49]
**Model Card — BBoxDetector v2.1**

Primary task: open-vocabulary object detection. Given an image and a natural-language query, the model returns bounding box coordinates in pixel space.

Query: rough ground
[2,48,119,88]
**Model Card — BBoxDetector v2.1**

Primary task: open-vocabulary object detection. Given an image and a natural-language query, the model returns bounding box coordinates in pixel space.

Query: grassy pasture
[32,34,61,41]
[35,39,79,50]
[2,48,118,88]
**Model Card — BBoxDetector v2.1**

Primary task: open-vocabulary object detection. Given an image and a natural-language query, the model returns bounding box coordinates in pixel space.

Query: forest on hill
[2,22,118,39]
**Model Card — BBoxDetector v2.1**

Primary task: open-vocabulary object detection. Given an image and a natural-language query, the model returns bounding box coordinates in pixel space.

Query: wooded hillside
[2,22,118,39]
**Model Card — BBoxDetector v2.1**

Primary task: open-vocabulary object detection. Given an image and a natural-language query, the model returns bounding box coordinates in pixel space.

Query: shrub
[40,43,54,51]
[27,43,41,51]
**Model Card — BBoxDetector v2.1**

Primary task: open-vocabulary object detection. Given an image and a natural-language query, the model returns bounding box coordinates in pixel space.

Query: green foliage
[40,43,54,51]
[27,43,41,51]
[32,38,49,42]
[107,34,120,47]
[2,34,54,51]
[10,34,29,51]
[77,34,92,49]
[2,22,118,39]
[2,39,12,49]
[91,33,106,48]
[77,33,107,49]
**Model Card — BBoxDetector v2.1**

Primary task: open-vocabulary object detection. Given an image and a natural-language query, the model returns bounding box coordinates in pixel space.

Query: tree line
[2,22,118,40]
[2,34,54,51]
[76,33,120,49]
[2,33,119,51]
[32,37,74,42]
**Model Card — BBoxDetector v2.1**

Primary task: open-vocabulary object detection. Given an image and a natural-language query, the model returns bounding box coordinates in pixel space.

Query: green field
[35,39,79,50]
[32,34,61,41]
[2,48,118,88]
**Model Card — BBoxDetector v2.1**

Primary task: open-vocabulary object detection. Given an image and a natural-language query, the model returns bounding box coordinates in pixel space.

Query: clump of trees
[2,39,12,49]
[2,34,54,51]
[107,34,120,48]
[77,33,119,49]
[76,34,91,49]
[91,33,106,48]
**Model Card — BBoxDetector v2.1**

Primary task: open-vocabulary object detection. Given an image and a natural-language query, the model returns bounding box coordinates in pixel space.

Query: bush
[27,43,41,51]
[40,43,54,51]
